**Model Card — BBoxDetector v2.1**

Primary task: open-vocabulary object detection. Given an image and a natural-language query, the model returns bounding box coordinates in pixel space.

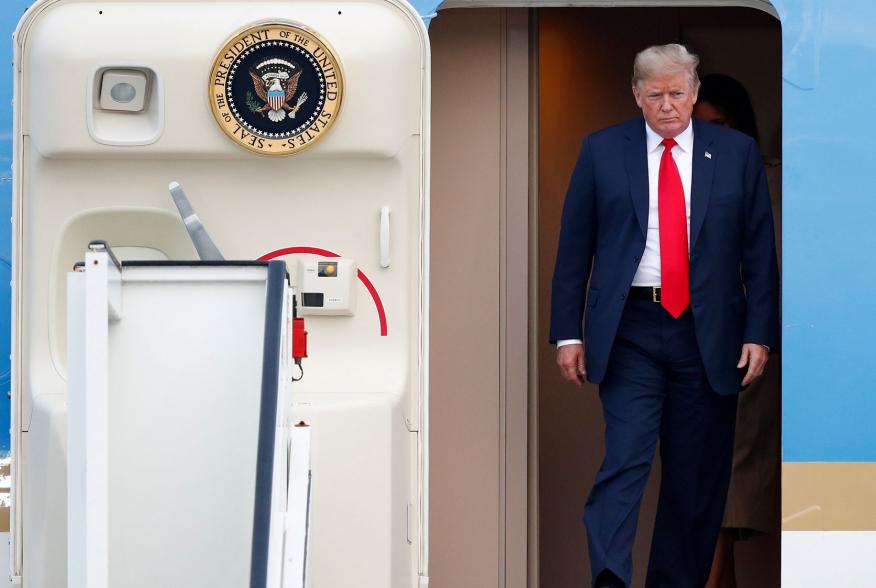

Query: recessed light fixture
[99,69,148,112]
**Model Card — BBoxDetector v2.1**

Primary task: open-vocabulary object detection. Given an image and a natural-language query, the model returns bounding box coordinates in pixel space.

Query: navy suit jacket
[549,118,779,395]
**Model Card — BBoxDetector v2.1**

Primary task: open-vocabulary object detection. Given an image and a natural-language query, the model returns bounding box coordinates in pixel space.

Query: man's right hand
[556,344,587,387]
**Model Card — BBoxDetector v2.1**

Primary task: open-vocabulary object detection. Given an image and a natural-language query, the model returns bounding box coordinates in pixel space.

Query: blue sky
[0,1,31,453]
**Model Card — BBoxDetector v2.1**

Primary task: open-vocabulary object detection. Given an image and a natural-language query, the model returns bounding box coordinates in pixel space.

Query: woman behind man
[695,74,782,588]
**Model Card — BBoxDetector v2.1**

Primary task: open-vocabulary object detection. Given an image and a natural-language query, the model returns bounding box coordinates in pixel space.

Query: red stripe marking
[258,246,388,337]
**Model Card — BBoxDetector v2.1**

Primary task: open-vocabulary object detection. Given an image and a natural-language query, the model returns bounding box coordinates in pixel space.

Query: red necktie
[658,138,689,318]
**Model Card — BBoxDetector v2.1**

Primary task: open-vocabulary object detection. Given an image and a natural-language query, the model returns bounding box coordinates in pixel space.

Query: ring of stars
[225,40,329,139]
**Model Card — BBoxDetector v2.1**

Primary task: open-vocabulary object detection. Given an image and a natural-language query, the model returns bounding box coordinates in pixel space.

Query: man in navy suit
[550,44,778,588]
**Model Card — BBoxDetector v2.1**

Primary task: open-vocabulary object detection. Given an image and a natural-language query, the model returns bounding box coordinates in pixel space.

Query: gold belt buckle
[652,287,660,303]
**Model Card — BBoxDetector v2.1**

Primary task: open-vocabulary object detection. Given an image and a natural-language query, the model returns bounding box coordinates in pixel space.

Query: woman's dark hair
[697,73,760,144]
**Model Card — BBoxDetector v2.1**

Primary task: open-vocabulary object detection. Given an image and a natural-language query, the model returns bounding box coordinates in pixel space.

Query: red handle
[292,317,308,360]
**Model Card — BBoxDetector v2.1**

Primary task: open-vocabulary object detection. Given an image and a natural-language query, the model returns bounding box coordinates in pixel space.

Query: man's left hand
[737,343,769,386]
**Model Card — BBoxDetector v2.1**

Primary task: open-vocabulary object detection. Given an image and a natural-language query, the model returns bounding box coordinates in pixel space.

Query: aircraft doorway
[536,7,782,588]
[428,5,781,587]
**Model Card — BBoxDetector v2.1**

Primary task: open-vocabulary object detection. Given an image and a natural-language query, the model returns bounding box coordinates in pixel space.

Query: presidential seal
[210,22,344,155]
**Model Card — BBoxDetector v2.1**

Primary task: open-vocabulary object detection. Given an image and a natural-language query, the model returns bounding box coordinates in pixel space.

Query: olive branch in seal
[245,91,262,114]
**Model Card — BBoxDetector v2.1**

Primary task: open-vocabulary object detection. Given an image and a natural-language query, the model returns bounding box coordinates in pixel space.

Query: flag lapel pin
[705,151,712,159]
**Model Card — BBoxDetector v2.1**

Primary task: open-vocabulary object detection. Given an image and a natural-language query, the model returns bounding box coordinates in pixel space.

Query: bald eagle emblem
[247,58,309,123]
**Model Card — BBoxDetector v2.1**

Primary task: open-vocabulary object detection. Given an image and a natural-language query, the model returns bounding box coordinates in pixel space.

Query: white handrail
[67,249,120,588]
[283,423,313,588]
[380,206,392,269]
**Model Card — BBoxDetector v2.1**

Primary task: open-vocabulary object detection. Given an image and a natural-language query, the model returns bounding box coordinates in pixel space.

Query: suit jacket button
[633,256,640,262]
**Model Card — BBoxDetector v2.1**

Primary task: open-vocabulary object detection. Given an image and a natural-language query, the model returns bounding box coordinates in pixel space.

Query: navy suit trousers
[585,299,738,588]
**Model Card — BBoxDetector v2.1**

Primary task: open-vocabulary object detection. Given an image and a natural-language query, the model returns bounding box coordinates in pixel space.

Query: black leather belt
[629,286,662,302]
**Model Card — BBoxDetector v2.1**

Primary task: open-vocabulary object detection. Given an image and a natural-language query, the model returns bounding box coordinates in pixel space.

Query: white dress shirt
[557,120,694,348]
[631,120,693,286]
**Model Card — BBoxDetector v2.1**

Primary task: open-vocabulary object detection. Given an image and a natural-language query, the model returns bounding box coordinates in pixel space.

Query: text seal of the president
[210,23,344,155]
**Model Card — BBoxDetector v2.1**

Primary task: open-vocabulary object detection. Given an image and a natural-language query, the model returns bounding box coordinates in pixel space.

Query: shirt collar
[645,119,694,154]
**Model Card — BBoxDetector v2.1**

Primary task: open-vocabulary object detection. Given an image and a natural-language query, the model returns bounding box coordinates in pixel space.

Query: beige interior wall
[430,13,502,586]
[537,7,781,588]
[429,9,530,588]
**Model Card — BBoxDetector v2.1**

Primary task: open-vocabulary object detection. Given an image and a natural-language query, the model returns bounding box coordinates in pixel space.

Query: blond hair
[632,44,700,90]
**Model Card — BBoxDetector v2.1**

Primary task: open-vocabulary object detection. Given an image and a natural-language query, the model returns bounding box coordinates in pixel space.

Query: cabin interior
[429,5,781,587]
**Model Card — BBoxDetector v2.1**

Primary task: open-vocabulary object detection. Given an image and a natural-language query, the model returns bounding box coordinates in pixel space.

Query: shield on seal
[268,87,285,111]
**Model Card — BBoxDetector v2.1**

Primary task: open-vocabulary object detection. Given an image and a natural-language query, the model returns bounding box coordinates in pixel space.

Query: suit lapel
[624,120,649,239]
[690,119,716,250]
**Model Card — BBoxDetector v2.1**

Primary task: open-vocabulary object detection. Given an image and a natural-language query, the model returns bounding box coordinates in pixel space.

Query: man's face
[633,72,698,138]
